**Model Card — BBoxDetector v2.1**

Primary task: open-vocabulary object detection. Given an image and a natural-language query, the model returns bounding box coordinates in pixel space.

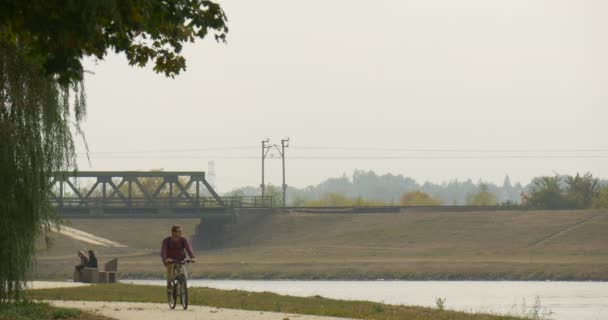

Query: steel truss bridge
[49,171,272,218]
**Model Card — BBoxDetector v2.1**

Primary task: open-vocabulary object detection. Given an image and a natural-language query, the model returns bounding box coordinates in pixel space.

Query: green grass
[34,210,608,280]
[26,283,526,320]
[0,302,111,320]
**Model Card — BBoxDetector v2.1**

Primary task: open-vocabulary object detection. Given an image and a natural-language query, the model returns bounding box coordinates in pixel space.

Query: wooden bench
[73,267,98,283]
[98,258,118,283]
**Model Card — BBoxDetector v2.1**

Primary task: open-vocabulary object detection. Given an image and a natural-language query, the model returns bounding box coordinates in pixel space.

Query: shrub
[466,184,497,206]
[51,308,81,319]
[528,176,569,209]
[529,173,600,209]
[306,193,386,206]
[399,191,441,206]
[565,173,600,208]
[593,187,608,208]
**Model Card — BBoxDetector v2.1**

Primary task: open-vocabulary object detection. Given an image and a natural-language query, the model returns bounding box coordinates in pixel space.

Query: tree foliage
[466,184,497,206]
[0,0,228,84]
[565,173,600,209]
[527,176,566,209]
[528,173,600,209]
[593,187,608,209]
[229,170,604,209]
[0,0,227,301]
[399,191,441,206]
[306,193,386,207]
[0,43,85,302]
[278,170,524,205]
[264,184,284,207]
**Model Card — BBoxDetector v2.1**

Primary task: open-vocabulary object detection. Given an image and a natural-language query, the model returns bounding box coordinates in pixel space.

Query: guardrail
[53,196,275,209]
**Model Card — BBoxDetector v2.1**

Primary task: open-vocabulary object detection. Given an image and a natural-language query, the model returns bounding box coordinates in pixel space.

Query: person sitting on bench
[86,250,98,268]
[75,251,88,272]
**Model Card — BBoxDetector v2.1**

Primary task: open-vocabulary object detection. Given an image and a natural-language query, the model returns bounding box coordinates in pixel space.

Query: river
[123,280,606,320]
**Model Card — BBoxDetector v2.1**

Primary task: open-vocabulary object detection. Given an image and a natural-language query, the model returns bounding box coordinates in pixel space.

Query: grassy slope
[0,302,114,320]
[34,210,608,280]
[26,284,526,320]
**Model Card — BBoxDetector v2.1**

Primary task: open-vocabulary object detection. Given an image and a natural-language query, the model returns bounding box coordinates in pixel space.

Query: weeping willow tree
[0,43,85,302]
[0,0,228,302]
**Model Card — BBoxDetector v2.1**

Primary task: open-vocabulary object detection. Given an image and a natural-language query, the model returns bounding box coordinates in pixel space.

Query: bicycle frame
[171,261,188,281]
[167,259,192,310]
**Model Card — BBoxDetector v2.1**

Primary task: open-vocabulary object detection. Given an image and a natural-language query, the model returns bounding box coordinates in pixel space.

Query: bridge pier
[191,213,236,249]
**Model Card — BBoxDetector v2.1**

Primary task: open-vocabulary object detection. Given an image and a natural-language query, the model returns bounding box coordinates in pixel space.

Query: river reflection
[123,280,607,320]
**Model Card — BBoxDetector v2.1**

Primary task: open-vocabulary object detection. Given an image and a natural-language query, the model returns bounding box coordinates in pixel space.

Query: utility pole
[207,160,216,189]
[275,138,289,207]
[260,139,271,205]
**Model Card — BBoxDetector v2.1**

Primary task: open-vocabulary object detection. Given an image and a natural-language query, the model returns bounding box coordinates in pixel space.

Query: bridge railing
[53,196,274,209]
[221,196,274,208]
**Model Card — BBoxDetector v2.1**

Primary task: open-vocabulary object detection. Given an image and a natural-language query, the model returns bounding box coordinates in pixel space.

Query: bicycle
[166,259,194,310]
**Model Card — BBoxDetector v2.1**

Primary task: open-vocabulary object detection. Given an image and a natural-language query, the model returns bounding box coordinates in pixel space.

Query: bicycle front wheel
[167,281,177,309]
[178,278,188,310]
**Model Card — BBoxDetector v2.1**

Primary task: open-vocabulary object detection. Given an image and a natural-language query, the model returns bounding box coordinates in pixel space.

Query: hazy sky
[77,0,608,192]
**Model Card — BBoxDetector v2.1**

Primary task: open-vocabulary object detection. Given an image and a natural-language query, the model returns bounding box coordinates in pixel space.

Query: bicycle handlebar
[166,259,195,264]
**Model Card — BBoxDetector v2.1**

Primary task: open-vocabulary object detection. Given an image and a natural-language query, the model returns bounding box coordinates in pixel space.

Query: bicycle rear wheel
[167,281,177,309]
[178,277,188,310]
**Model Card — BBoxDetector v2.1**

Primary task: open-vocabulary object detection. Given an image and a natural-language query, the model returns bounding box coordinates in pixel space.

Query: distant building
[520,192,529,206]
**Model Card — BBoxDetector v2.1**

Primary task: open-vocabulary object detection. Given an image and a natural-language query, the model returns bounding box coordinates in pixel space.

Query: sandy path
[48,300,353,320]
[28,281,90,289]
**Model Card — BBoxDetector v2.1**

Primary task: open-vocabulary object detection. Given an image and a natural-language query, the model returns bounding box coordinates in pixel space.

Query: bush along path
[0,301,115,320]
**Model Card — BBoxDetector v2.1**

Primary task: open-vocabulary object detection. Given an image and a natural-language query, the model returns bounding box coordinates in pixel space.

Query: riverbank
[34,210,608,281]
[26,283,526,320]
[113,258,608,281]
[35,260,608,282]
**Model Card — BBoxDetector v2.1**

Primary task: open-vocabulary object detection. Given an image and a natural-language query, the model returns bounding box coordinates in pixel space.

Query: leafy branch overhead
[0,0,228,83]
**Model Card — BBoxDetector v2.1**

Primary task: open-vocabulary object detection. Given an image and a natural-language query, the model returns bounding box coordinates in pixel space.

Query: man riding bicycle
[160,225,195,290]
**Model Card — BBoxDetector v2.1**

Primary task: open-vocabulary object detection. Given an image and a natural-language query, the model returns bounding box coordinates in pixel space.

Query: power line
[76,154,608,159]
[76,146,608,155]
[295,146,608,153]
[287,155,608,159]
[77,146,257,155]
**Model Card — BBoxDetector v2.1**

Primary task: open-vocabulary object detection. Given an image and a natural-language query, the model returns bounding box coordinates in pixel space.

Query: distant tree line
[225,170,608,209]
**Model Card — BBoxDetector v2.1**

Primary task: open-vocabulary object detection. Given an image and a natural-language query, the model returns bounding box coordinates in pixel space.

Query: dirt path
[529,211,607,247]
[50,225,127,247]
[28,281,90,289]
[48,300,352,320]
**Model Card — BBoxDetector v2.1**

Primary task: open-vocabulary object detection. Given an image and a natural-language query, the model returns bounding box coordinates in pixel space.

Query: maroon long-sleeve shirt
[160,236,194,262]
